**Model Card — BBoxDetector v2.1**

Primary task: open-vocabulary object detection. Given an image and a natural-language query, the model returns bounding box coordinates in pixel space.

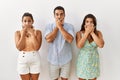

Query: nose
[58,15,61,18]
[87,22,92,25]
[25,22,29,25]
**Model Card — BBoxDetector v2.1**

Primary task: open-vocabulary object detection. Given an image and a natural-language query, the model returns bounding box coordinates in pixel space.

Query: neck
[23,26,33,29]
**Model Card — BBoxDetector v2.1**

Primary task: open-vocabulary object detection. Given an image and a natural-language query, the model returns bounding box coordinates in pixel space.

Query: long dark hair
[80,14,98,35]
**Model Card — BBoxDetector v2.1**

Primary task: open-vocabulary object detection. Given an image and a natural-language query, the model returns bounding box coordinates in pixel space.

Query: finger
[23,27,27,30]
[58,18,63,22]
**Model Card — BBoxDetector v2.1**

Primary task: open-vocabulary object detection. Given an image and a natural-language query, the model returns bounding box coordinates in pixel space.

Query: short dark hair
[22,12,34,21]
[53,6,65,14]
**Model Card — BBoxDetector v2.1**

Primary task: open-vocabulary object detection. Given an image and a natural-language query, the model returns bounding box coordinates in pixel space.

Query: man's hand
[56,18,64,29]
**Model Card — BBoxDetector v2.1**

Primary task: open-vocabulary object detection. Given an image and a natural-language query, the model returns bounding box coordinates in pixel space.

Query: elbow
[16,44,24,51]
[98,42,104,48]
[36,44,42,51]
[35,46,40,51]
[68,39,73,43]
[33,44,41,51]
[98,45,104,48]
[46,39,53,43]
[36,47,40,51]
[16,46,23,51]
[77,44,83,48]
[45,37,53,43]
[76,42,84,48]
[67,36,74,43]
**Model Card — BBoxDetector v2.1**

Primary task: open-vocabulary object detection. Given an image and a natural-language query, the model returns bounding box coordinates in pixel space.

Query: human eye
[28,20,32,22]
[55,13,58,16]
[23,20,26,22]
[86,20,89,23]
[60,13,64,16]
[90,21,93,24]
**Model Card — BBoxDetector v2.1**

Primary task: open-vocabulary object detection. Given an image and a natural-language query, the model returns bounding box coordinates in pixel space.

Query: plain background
[0,0,120,80]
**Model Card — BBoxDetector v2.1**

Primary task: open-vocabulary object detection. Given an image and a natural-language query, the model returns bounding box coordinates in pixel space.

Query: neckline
[87,39,94,44]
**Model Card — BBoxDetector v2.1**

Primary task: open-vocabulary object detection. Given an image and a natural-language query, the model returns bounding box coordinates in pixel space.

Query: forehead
[85,18,93,21]
[22,16,32,20]
[55,10,64,14]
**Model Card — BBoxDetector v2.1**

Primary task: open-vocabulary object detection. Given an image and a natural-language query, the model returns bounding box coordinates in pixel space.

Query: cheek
[85,23,89,26]
[62,17,64,19]
[55,16,58,19]
[22,23,25,26]
[28,22,33,25]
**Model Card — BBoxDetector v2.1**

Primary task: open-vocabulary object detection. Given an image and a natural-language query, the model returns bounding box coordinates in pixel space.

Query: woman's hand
[85,24,94,34]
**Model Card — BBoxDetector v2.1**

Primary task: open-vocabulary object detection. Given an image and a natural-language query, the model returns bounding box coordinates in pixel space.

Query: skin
[45,10,74,80]
[76,18,104,80]
[76,18,104,49]
[15,16,42,80]
[45,10,74,44]
[79,78,96,80]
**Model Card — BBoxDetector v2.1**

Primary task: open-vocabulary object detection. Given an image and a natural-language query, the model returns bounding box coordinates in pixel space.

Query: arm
[76,31,89,48]
[45,27,58,43]
[90,31,104,48]
[59,26,74,43]
[15,31,25,51]
[31,30,42,50]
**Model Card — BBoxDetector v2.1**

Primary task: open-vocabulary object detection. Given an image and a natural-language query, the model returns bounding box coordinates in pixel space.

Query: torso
[23,37,35,51]
[76,31,100,78]
[21,28,36,51]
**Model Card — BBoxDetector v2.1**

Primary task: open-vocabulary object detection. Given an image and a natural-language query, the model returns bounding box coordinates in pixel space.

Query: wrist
[55,27,59,30]
[90,31,94,35]
[84,31,89,35]
[58,26,63,30]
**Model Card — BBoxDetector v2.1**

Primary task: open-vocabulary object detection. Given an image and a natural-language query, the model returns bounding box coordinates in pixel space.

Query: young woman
[15,12,42,80]
[76,14,104,80]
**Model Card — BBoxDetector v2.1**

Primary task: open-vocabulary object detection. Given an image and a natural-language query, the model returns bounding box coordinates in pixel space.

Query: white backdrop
[0,0,120,80]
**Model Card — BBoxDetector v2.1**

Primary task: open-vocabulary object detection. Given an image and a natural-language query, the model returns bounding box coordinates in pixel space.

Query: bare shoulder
[97,30,103,35]
[35,29,42,35]
[96,30,103,37]
[36,29,41,33]
[76,31,83,35]
[15,30,20,35]
[76,31,80,35]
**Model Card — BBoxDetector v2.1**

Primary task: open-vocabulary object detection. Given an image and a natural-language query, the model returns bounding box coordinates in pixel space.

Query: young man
[45,6,74,80]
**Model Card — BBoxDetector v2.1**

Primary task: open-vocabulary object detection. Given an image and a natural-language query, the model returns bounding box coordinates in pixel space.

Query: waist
[20,51,38,54]
[82,47,97,50]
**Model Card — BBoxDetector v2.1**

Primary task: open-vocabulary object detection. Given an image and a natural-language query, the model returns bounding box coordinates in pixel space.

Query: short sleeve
[44,24,52,38]
[67,24,75,39]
